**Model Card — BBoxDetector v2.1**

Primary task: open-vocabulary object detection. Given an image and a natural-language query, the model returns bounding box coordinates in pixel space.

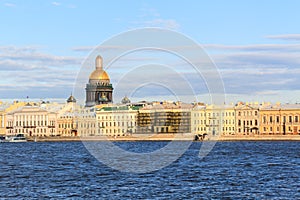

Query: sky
[1,0,300,104]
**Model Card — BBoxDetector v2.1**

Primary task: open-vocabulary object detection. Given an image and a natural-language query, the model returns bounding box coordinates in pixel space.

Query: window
[289,116,292,123]
[295,116,299,123]
[276,116,280,123]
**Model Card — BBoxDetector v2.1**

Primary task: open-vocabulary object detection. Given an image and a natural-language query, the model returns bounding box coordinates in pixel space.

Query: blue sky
[1,0,300,104]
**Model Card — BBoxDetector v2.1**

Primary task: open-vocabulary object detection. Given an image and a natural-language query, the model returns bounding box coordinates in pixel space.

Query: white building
[96,105,140,136]
[77,108,97,137]
[6,103,57,137]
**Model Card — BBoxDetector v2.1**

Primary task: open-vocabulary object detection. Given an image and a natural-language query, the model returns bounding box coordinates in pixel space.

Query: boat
[0,136,6,142]
[7,134,28,142]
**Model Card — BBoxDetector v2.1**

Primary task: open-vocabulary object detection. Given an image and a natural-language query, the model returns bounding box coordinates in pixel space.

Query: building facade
[0,108,5,135]
[191,104,206,135]
[222,105,235,135]
[235,102,260,135]
[57,95,79,137]
[77,108,97,137]
[96,105,140,136]
[137,102,192,134]
[259,103,300,135]
[5,104,57,137]
[204,104,223,137]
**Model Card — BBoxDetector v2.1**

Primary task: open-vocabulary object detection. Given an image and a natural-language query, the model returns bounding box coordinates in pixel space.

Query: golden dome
[89,69,110,80]
[89,55,110,80]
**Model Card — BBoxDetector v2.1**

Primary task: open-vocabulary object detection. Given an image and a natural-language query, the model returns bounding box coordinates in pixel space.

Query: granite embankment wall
[28,134,300,142]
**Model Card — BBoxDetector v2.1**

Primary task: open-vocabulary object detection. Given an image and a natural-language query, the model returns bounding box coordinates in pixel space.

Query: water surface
[0,141,299,199]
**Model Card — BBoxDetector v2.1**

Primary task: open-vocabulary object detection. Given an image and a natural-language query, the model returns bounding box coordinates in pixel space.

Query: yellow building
[57,95,79,137]
[235,102,260,135]
[259,103,300,135]
[0,101,2,134]
[191,103,234,137]
[222,105,235,135]
[0,108,5,135]
[57,113,78,137]
[191,103,206,135]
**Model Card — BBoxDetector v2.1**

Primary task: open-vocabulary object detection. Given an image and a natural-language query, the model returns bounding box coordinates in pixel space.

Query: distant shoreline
[26,134,300,142]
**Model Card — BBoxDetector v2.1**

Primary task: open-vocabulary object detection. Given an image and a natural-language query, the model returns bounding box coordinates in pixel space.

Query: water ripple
[0,141,299,199]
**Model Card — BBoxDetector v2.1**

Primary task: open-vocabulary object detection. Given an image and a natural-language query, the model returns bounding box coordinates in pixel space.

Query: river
[0,141,299,199]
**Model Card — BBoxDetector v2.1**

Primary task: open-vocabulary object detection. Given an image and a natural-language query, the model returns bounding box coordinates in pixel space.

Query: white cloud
[0,46,82,66]
[130,6,180,30]
[131,19,180,30]
[72,45,132,52]
[72,46,95,52]
[142,19,180,30]
[220,67,290,76]
[203,43,300,52]
[266,34,300,41]
[4,3,15,7]
[72,41,300,103]
[51,2,61,6]
[3,39,300,103]
[0,46,82,99]
[210,50,300,68]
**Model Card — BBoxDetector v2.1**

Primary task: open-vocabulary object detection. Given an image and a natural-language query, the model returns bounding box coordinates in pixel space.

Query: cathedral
[85,55,113,107]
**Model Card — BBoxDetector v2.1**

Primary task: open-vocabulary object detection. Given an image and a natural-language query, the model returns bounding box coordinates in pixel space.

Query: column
[2,114,4,128]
